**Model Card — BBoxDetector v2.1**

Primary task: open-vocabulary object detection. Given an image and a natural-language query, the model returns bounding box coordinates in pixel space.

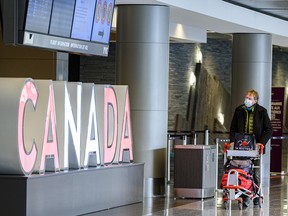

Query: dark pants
[253,159,260,187]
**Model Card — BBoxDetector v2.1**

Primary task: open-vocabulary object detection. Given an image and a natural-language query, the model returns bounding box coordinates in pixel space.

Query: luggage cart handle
[224,142,264,154]
[224,142,233,153]
[256,143,264,155]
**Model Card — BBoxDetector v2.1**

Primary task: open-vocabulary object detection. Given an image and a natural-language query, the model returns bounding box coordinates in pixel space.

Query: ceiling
[1,0,287,47]
[114,0,288,47]
[224,0,288,21]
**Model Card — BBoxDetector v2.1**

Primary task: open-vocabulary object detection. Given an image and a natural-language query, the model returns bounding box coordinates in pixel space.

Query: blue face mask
[244,98,253,108]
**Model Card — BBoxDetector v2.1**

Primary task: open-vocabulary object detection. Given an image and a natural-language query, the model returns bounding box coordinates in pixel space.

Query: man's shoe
[243,197,250,208]
[253,198,259,205]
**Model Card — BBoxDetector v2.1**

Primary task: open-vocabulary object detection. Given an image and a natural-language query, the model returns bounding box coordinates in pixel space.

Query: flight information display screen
[22,0,115,56]
[49,0,75,37]
[71,0,97,41]
[91,0,114,44]
[25,0,53,34]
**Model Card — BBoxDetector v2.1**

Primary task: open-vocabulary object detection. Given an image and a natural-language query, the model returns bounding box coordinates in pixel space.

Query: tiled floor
[85,141,288,216]
[86,174,288,216]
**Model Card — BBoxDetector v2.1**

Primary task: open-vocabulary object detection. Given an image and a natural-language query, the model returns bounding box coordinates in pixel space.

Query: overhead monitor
[1,0,115,56]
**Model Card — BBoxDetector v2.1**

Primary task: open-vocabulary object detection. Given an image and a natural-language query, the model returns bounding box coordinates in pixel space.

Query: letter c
[18,80,38,175]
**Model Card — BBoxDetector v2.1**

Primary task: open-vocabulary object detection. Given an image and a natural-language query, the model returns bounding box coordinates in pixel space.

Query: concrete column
[116,5,169,197]
[56,52,69,81]
[232,33,272,186]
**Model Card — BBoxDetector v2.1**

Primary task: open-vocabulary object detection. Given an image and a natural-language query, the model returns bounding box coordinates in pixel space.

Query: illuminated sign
[0,78,133,176]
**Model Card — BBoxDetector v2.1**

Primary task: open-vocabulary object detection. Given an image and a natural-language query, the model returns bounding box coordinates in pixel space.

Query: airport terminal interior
[2,1,288,216]
[84,2,288,215]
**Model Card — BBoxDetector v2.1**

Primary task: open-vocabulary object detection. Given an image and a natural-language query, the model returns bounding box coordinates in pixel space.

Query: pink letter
[119,90,133,162]
[18,80,38,175]
[104,87,118,164]
[40,83,60,172]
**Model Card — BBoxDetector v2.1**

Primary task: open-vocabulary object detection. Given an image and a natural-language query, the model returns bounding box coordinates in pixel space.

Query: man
[230,89,272,206]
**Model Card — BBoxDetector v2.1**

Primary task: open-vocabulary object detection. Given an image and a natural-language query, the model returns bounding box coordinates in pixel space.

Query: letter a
[119,89,133,162]
[84,87,101,166]
[40,83,60,172]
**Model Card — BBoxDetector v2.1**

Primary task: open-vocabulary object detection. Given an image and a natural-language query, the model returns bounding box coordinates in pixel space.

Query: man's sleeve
[260,110,273,145]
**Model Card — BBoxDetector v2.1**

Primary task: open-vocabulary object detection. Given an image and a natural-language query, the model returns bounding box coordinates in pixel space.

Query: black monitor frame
[1,0,115,56]
[0,1,3,37]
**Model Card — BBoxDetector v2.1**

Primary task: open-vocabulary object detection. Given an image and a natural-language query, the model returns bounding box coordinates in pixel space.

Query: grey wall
[169,39,232,133]
[78,39,232,138]
[79,39,288,136]
[80,44,116,84]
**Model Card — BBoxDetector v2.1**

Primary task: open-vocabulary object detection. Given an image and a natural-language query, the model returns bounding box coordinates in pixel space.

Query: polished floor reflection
[86,140,288,216]
[85,174,288,216]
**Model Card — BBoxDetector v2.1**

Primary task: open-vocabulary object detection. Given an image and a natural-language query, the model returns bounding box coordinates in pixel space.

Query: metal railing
[167,130,288,191]
[167,130,229,187]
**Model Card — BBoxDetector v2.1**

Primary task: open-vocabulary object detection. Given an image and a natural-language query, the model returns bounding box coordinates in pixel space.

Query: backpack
[224,159,252,174]
[221,168,254,191]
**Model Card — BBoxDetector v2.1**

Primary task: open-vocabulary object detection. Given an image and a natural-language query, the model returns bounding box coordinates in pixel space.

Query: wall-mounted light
[196,45,202,63]
[217,113,224,125]
[189,72,196,86]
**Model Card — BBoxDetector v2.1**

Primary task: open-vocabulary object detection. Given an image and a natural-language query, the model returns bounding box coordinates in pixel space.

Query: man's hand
[256,143,264,154]
[224,142,234,152]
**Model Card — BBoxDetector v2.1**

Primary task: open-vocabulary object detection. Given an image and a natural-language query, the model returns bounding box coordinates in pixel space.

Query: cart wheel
[238,201,243,210]
[258,196,263,208]
[224,201,229,210]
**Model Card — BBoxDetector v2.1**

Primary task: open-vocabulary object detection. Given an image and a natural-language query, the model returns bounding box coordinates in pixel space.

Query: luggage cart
[222,142,264,210]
